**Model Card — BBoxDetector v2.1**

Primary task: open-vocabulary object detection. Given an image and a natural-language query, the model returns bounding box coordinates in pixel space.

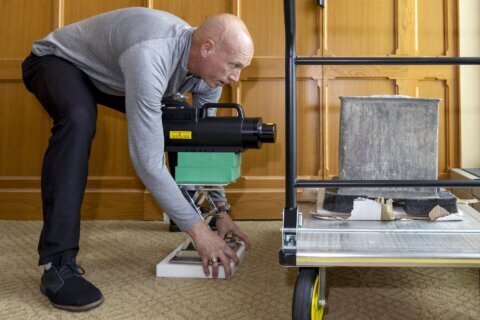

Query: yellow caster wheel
[292,268,325,320]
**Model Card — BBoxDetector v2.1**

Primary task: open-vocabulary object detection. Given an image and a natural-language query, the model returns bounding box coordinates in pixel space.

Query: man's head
[188,14,254,88]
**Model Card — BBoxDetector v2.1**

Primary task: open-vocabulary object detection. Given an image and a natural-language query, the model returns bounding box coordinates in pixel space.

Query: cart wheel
[292,268,325,320]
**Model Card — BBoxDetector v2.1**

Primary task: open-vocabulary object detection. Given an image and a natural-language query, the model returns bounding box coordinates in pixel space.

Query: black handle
[201,103,245,118]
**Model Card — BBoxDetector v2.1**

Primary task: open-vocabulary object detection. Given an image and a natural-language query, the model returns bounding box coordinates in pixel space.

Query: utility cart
[279,1,480,319]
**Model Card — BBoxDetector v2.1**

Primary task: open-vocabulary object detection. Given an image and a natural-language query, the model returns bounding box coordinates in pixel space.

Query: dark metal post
[283,0,298,228]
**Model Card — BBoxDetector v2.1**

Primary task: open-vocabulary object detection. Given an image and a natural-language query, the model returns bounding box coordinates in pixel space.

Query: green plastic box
[175,152,241,184]
[177,152,241,167]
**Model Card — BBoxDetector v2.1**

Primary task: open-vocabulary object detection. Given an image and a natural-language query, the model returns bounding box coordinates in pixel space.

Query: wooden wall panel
[0,84,50,176]
[241,0,318,56]
[152,0,231,26]
[418,80,450,178]
[0,0,54,59]
[237,78,319,178]
[227,189,284,220]
[0,0,149,220]
[0,0,53,212]
[241,80,285,176]
[297,80,321,177]
[396,0,418,55]
[63,0,147,25]
[0,190,144,220]
[241,0,285,56]
[324,0,396,56]
[322,64,458,180]
[321,0,459,181]
[0,0,461,221]
[229,0,321,219]
[88,108,134,176]
[418,0,450,56]
[61,0,149,198]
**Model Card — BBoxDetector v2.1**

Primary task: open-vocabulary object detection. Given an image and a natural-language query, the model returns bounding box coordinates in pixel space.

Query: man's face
[198,39,252,88]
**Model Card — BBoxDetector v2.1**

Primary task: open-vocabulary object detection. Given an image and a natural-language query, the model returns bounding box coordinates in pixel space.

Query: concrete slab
[338,95,440,199]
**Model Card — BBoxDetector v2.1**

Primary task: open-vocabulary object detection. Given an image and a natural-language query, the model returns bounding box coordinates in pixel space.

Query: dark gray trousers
[22,53,125,265]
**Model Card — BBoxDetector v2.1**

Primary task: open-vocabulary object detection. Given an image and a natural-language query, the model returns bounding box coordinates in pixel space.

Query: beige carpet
[0,220,479,320]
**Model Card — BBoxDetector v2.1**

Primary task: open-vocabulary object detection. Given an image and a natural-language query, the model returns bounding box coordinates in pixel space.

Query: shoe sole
[40,285,104,312]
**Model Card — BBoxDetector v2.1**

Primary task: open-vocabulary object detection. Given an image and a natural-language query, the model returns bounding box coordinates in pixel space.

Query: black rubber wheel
[292,268,324,320]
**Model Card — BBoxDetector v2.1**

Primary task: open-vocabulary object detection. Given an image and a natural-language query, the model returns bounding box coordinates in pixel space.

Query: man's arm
[119,43,201,231]
[120,43,239,279]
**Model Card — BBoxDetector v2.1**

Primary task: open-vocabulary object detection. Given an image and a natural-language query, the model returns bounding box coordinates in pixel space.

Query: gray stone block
[338,95,440,199]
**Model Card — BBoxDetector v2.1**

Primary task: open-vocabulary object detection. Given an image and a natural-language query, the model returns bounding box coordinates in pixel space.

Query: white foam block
[156,242,246,279]
[350,198,382,220]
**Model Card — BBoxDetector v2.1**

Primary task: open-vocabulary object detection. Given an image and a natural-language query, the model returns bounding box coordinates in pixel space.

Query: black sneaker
[40,257,104,312]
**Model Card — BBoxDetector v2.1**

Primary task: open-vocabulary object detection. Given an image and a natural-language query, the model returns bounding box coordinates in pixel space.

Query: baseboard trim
[0,188,285,221]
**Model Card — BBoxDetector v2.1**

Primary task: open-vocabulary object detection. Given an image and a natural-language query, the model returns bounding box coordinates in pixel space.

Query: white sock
[44,262,52,270]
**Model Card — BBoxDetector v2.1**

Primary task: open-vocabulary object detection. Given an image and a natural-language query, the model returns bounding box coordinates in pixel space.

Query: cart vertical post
[281,0,299,262]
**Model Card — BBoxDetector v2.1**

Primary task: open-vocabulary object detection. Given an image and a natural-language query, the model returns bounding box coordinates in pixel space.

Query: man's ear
[200,39,215,57]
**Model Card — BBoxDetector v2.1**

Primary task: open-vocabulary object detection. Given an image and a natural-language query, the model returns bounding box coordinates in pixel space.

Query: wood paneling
[241,0,285,57]
[297,80,321,177]
[396,0,418,55]
[0,84,51,176]
[80,189,144,220]
[324,0,396,56]
[241,80,285,177]
[88,107,134,176]
[227,189,284,220]
[0,189,144,220]
[320,0,459,180]
[0,0,461,220]
[0,0,54,59]
[63,0,147,25]
[418,0,451,56]
[0,0,150,221]
[152,0,231,26]
[241,0,317,57]
[418,79,457,178]
[322,64,458,180]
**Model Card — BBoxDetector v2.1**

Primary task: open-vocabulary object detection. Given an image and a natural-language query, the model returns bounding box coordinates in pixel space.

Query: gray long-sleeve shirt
[32,7,222,231]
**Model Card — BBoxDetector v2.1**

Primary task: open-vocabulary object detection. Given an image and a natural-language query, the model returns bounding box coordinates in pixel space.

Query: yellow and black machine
[156,100,276,279]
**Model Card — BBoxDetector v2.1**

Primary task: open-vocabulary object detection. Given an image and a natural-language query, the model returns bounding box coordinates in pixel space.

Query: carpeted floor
[0,220,479,320]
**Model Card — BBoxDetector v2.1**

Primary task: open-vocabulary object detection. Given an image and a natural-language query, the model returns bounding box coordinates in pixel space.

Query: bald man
[22,8,254,312]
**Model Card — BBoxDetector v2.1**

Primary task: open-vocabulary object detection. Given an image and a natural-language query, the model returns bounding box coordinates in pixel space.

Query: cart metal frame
[280,0,480,317]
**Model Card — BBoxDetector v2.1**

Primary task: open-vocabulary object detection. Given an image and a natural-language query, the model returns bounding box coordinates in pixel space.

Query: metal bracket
[180,186,222,220]
[283,232,297,247]
[318,267,327,308]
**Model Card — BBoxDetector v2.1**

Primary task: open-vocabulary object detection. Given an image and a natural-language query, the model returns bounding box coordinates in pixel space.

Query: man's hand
[215,214,251,250]
[186,220,239,279]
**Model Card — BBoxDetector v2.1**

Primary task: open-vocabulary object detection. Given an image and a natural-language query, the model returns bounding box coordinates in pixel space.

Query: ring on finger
[208,257,218,264]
